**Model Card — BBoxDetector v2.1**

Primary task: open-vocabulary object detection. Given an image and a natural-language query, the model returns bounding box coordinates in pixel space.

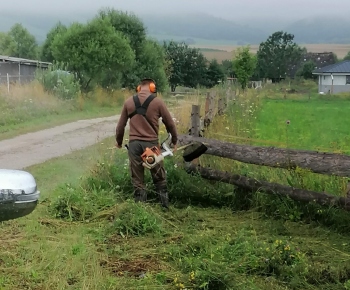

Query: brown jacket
[115,88,178,146]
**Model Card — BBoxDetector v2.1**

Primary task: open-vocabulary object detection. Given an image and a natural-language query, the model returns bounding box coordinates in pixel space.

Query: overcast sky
[2,0,349,21]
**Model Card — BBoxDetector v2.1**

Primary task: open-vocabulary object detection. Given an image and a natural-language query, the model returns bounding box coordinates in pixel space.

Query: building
[0,55,51,85]
[312,60,350,94]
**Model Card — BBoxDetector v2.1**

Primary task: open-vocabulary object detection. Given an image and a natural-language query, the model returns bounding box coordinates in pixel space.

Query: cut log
[178,135,350,178]
[186,164,350,211]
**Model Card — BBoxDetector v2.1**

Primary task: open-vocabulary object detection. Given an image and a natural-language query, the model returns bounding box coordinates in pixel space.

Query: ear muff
[136,78,157,93]
[149,82,157,93]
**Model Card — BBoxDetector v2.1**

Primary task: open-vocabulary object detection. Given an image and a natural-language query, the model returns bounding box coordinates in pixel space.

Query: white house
[312,60,350,94]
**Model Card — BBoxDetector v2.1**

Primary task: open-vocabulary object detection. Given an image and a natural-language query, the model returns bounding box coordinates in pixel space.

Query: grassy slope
[2,81,350,289]
[0,83,127,141]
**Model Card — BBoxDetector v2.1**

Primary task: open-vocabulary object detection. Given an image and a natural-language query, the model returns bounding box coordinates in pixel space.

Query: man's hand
[115,143,122,149]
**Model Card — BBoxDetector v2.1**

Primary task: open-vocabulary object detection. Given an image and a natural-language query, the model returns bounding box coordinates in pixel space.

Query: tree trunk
[178,135,350,178]
[186,164,350,211]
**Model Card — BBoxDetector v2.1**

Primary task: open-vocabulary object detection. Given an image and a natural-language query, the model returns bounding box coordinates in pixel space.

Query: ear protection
[136,78,157,93]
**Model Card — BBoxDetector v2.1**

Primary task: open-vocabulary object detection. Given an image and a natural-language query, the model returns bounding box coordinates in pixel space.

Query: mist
[1,0,349,22]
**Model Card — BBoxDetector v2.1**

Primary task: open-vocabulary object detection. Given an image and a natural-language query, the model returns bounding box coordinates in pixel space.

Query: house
[0,55,51,85]
[312,60,350,94]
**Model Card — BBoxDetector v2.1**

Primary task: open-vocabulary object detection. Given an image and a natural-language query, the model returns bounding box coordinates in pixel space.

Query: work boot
[134,188,147,203]
[157,188,169,209]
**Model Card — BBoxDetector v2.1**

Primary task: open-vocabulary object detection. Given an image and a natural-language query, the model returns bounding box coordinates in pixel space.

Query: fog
[2,0,349,21]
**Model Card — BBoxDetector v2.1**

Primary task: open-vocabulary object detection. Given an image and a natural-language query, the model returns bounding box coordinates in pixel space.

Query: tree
[163,41,208,91]
[41,22,67,62]
[0,32,15,55]
[344,51,350,61]
[97,8,146,61]
[221,60,235,78]
[51,17,135,91]
[232,46,257,90]
[135,39,169,92]
[1,23,38,59]
[296,60,317,80]
[256,31,303,81]
[204,59,225,88]
[96,8,169,91]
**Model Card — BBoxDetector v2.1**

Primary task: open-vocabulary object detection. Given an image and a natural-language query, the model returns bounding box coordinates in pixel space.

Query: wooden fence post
[189,104,201,165]
[204,91,216,128]
[218,93,225,115]
[190,104,201,137]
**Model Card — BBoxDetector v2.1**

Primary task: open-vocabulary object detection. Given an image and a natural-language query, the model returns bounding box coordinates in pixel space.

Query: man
[115,78,178,209]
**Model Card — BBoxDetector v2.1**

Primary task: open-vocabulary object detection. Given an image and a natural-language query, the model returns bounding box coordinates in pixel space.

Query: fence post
[189,104,201,165]
[7,73,10,94]
[218,93,225,116]
[204,91,216,128]
[190,104,201,137]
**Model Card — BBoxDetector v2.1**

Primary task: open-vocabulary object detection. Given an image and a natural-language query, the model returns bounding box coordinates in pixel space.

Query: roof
[312,60,350,74]
[0,55,51,67]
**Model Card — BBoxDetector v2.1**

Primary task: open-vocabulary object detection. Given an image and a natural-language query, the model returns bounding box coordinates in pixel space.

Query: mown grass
[2,79,350,289]
[0,82,129,140]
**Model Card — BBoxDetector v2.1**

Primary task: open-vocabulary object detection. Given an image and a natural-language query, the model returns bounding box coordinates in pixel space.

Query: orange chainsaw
[124,133,208,169]
[124,134,175,169]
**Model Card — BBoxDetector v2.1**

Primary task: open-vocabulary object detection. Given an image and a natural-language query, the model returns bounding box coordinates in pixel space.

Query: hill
[284,15,350,44]
[0,11,350,46]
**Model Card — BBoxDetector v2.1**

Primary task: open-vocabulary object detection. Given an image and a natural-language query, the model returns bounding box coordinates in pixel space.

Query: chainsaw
[124,133,175,170]
[124,133,208,170]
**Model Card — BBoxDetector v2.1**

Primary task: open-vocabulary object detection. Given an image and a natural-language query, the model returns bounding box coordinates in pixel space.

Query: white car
[0,169,40,222]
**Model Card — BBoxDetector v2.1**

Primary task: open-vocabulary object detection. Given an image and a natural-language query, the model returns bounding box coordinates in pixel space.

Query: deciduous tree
[1,23,38,59]
[256,31,303,81]
[163,41,208,91]
[232,46,257,90]
[41,22,67,62]
[51,18,135,91]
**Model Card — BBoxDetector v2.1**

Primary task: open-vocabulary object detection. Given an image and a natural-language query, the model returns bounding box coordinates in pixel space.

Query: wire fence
[0,74,36,92]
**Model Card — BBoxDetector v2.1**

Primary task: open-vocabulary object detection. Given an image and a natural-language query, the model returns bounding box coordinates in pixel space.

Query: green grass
[254,98,350,154]
[2,80,350,289]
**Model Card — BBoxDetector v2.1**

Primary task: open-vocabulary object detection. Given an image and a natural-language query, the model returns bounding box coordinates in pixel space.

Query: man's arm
[115,104,128,146]
[159,100,178,145]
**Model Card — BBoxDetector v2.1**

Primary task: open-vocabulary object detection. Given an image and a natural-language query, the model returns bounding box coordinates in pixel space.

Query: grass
[2,79,350,289]
[0,82,129,140]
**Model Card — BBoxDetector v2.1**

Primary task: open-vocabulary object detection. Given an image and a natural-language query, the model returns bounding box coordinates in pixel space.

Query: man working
[115,78,178,209]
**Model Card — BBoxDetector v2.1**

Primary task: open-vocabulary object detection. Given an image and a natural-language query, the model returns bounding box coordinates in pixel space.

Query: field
[2,80,350,289]
[196,43,350,62]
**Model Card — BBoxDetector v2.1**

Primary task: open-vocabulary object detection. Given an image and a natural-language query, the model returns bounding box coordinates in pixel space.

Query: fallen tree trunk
[186,164,350,211]
[178,135,350,178]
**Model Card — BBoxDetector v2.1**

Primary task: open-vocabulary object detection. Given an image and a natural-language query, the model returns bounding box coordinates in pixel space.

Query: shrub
[36,63,80,100]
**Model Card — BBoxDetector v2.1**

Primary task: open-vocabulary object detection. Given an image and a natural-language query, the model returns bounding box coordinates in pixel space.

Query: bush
[36,63,80,100]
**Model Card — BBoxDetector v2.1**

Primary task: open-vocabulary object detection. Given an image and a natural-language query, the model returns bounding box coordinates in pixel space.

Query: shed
[312,60,350,94]
[0,55,51,85]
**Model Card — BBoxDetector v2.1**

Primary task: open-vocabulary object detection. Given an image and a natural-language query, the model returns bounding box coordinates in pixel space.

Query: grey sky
[2,0,350,21]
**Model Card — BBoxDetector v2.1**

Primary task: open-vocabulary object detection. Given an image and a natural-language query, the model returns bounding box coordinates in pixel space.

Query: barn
[0,55,51,85]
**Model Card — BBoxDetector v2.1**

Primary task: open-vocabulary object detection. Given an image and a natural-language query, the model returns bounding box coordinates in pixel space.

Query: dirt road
[0,115,121,170]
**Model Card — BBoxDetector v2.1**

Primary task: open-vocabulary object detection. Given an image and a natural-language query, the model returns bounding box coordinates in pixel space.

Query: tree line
[0,8,226,93]
[1,9,350,93]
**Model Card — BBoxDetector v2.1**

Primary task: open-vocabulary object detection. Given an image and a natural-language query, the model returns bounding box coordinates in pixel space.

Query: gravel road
[0,115,121,170]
